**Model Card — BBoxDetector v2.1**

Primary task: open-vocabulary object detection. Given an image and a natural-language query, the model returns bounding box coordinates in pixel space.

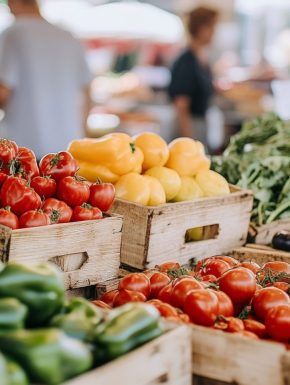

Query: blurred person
[168,7,219,145]
[0,0,92,158]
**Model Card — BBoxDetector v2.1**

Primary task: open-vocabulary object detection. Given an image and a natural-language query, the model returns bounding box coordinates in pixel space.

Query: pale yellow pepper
[115,173,151,205]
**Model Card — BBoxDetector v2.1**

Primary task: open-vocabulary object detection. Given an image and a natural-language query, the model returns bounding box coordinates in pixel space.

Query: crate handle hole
[49,252,89,272]
[185,224,220,243]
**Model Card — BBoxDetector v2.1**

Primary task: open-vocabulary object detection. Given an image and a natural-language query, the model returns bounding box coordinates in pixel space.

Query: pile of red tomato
[0,139,115,229]
[94,256,290,345]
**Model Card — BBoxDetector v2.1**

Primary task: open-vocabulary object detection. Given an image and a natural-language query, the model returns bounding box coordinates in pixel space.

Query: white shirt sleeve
[0,29,19,89]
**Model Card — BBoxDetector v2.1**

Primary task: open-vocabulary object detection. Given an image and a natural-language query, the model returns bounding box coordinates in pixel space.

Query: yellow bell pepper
[68,133,143,181]
[166,138,210,176]
[145,166,181,202]
[195,170,230,197]
[115,173,151,205]
[172,176,204,202]
[143,175,166,206]
[76,160,119,183]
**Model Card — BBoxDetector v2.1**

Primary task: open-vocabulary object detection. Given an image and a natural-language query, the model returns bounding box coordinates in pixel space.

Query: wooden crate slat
[232,245,290,264]
[62,325,191,385]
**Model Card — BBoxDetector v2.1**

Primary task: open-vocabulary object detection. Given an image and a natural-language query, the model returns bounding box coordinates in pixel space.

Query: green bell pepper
[0,328,93,385]
[94,303,163,361]
[0,298,27,333]
[6,358,28,385]
[50,297,104,342]
[0,263,64,326]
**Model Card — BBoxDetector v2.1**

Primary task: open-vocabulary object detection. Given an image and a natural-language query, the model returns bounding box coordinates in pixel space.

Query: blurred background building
[1,0,290,153]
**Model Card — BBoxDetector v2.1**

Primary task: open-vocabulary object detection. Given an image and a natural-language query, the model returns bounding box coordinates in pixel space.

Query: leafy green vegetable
[212,113,290,225]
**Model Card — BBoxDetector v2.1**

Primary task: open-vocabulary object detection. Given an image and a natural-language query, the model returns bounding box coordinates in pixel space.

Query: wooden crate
[248,219,290,245]
[231,244,290,264]
[110,186,253,270]
[0,215,123,290]
[191,325,290,385]
[62,325,192,385]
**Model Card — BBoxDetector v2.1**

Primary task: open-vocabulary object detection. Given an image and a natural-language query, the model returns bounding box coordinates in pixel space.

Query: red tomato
[218,267,256,305]
[113,289,146,307]
[71,204,103,222]
[119,273,151,299]
[31,176,56,199]
[91,300,111,310]
[1,177,41,216]
[100,290,119,307]
[240,261,260,274]
[243,319,267,338]
[89,181,115,212]
[0,171,8,187]
[252,287,289,322]
[39,151,78,182]
[171,277,203,309]
[0,207,19,230]
[201,274,217,283]
[157,262,180,273]
[235,331,259,339]
[272,282,290,292]
[158,283,174,304]
[262,261,290,274]
[200,259,231,278]
[149,302,179,318]
[42,198,72,224]
[265,305,290,342]
[0,139,18,164]
[143,269,159,278]
[149,272,171,299]
[57,176,90,207]
[15,147,39,179]
[178,313,191,324]
[184,289,219,326]
[213,290,234,317]
[19,210,51,228]
[214,317,244,333]
[256,284,263,292]
[212,255,240,267]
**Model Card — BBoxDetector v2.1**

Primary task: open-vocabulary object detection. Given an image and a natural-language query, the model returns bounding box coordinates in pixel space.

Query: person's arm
[82,85,91,137]
[174,95,193,137]
[0,84,11,109]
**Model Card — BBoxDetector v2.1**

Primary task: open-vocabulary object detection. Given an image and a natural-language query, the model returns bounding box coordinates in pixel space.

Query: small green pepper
[50,297,104,342]
[6,358,28,385]
[0,328,93,385]
[0,298,27,333]
[94,303,163,361]
[0,263,65,326]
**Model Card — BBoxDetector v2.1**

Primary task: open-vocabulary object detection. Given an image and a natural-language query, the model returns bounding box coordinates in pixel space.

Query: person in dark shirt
[168,7,219,145]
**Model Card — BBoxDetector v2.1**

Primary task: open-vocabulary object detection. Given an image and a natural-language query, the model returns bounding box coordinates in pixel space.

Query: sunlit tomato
[91,300,111,310]
[235,331,259,339]
[201,274,217,283]
[243,319,267,338]
[272,282,290,292]
[0,139,18,164]
[149,272,171,299]
[149,302,179,318]
[212,290,234,317]
[158,282,174,304]
[119,273,151,299]
[57,176,90,207]
[42,198,72,224]
[100,290,119,307]
[157,262,181,273]
[178,313,191,324]
[0,207,19,230]
[143,269,159,278]
[262,261,290,274]
[252,287,289,322]
[200,259,231,278]
[184,289,219,326]
[214,317,244,333]
[265,304,290,342]
[219,267,256,305]
[212,256,240,268]
[31,176,56,199]
[19,210,51,228]
[1,177,41,216]
[39,151,78,182]
[89,181,115,212]
[113,289,146,307]
[171,277,203,309]
[71,204,103,222]
[240,261,260,274]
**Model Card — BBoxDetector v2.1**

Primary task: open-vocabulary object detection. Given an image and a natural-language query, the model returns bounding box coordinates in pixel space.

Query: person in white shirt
[0,0,92,158]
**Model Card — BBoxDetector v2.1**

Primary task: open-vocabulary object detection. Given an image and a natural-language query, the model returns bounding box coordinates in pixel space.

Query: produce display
[212,113,290,225]
[0,139,115,230]
[97,257,290,345]
[69,132,230,206]
[0,261,163,385]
